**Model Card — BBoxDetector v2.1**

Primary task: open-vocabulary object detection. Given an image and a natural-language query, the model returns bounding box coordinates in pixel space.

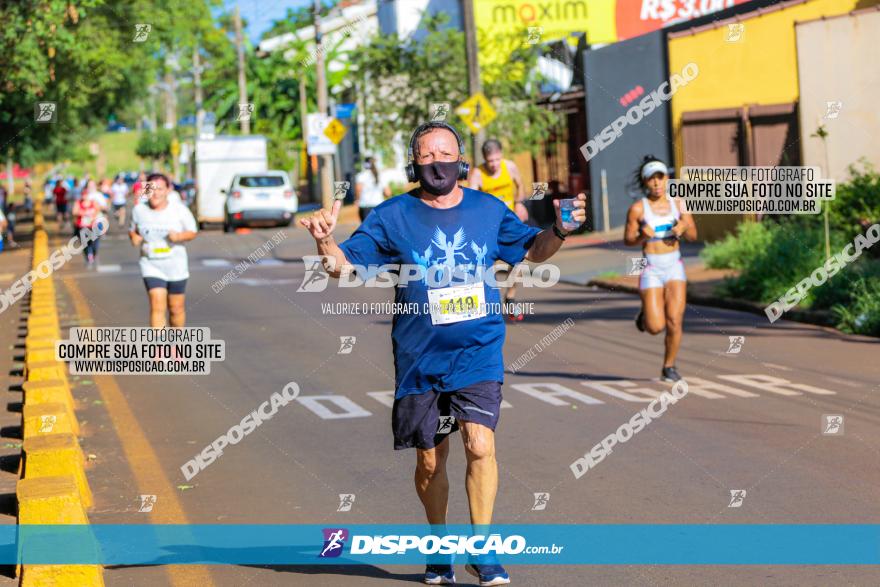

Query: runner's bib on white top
[427,281,487,325]
[145,239,172,259]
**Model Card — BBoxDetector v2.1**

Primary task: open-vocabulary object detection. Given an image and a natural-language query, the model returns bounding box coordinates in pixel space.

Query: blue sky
[223,0,312,41]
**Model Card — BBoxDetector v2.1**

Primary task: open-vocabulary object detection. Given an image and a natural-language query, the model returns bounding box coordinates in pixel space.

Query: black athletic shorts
[143,277,187,295]
[391,380,502,450]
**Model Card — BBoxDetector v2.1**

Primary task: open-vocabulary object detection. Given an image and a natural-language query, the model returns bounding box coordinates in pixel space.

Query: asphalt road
[40,218,880,586]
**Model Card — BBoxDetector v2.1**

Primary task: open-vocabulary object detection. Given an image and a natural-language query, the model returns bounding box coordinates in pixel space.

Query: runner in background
[0,206,6,253]
[129,173,198,327]
[354,156,391,221]
[132,171,146,199]
[3,197,17,248]
[99,177,113,208]
[72,181,107,267]
[23,180,33,215]
[110,175,129,225]
[53,179,69,225]
[43,177,55,208]
[468,139,529,321]
[624,156,697,383]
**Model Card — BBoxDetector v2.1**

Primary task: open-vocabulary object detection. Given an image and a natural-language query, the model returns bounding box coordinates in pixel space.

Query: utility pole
[299,77,309,191]
[5,148,13,200]
[233,5,250,134]
[193,42,204,138]
[163,65,177,130]
[314,0,334,209]
[461,0,484,164]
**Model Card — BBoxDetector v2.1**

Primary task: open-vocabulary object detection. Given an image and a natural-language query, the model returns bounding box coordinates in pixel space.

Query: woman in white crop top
[624,157,697,383]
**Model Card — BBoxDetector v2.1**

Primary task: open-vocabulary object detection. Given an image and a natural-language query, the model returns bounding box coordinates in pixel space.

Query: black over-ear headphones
[405,121,470,183]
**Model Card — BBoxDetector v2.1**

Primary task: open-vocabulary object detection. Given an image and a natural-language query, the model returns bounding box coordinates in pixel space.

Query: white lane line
[202,259,232,267]
[367,390,512,409]
[824,377,862,389]
[236,278,299,286]
[96,264,122,272]
[762,362,792,371]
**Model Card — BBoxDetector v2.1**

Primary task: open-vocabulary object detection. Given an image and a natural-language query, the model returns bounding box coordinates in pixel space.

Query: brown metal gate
[681,103,800,241]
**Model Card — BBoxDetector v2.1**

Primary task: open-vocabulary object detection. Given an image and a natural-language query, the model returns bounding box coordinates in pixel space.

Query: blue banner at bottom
[3,524,879,565]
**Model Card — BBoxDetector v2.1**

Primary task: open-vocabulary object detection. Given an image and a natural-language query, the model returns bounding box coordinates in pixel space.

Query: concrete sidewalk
[532,226,704,286]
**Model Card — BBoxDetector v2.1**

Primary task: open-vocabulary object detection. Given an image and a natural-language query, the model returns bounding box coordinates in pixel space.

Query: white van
[195,135,268,227]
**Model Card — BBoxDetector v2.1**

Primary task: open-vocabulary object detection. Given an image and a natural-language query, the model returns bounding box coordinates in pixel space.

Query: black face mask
[415,161,460,196]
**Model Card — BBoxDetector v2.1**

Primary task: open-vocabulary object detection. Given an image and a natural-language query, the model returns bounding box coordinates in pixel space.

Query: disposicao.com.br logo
[318,528,563,557]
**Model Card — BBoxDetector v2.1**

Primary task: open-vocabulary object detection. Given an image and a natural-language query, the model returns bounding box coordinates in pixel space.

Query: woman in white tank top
[624,157,697,383]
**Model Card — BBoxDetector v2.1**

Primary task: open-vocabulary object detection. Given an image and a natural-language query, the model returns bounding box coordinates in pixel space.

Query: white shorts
[639,251,686,290]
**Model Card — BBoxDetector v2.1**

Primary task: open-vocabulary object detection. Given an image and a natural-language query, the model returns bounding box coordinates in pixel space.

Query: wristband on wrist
[552,224,569,240]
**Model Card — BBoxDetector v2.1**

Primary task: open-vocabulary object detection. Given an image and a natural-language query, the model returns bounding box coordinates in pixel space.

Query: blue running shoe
[465,563,510,586]
[424,564,455,585]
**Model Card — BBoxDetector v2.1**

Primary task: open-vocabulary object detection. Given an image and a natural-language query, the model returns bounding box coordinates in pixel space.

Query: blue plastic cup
[559,198,581,231]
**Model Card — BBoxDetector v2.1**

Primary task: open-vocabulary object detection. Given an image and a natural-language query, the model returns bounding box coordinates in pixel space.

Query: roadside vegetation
[701,164,880,336]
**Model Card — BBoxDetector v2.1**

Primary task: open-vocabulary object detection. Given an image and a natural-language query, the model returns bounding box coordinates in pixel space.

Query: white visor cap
[641,161,669,180]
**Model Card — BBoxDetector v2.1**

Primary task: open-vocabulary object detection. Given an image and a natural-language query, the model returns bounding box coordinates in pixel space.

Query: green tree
[349,14,560,162]
[135,129,172,168]
[0,0,223,175]
[201,6,350,173]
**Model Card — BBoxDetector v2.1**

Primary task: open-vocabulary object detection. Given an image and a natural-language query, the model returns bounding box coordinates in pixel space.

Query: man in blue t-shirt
[301,121,586,586]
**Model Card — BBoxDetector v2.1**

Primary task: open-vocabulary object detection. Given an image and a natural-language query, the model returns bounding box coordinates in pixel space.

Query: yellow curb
[27,318,60,332]
[22,380,76,417]
[23,403,79,437]
[27,361,66,371]
[23,434,93,508]
[28,309,59,320]
[17,476,87,524]
[25,363,69,385]
[21,564,104,587]
[28,294,57,302]
[26,305,59,315]
[26,326,60,339]
[25,337,58,352]
[28,326,61,336]
[25,348,58,365]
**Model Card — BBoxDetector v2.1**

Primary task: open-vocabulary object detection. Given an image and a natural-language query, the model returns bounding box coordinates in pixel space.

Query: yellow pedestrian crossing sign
[323,118,347,144]
[455,92,496,133]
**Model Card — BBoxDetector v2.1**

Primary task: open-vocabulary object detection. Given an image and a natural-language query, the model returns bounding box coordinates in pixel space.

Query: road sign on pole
[306,113,337,155]
[455,92,496,134]
[323,118,347,145]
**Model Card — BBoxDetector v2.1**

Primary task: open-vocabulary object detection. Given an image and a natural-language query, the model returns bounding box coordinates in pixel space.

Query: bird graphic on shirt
[432,227,468,268]
[412,245,433,284]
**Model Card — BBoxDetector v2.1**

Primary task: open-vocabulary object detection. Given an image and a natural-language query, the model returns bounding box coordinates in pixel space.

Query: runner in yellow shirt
[468,139,529,321]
